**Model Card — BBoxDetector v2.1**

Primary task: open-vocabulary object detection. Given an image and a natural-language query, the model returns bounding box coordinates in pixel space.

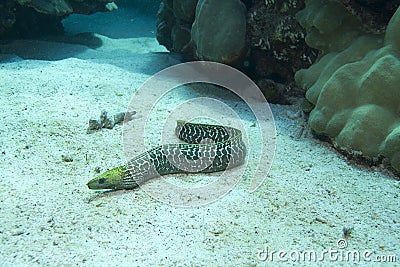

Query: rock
[256,78,301,104]
[16,0,73,16]
[0,0,117,38]
[113,112,126,125]
[114,111,136,125]
[61,154,73,162]
[100,110,114,129]
[156,2,176,51]
[87,118,102,134]
[0,2,17,35]
[87,110,136,134]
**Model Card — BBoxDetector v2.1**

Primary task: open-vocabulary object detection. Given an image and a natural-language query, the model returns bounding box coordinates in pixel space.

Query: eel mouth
[86,177,107,190]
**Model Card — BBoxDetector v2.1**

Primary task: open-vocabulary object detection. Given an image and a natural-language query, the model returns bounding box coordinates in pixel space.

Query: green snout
[87,166,126,190]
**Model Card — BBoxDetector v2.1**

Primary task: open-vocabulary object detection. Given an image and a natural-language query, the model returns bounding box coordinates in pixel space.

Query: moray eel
[87,120,247,190]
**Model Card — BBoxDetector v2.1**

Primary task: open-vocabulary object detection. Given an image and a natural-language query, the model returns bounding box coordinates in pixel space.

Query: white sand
[0,9,399,267]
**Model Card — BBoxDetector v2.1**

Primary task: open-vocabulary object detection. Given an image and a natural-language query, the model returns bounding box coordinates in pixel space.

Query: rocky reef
[156,0,400,174]
[295,1,400,173]
[0,0,117,38]
[157,0,248,64]
[156,0,398,104]
[156,0,318,104]
[247,0,318,103]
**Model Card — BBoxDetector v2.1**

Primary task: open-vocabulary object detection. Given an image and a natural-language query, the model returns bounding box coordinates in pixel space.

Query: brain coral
[295,4,400,172]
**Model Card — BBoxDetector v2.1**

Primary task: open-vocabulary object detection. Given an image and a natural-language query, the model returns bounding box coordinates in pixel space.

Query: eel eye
[98,178,106,184]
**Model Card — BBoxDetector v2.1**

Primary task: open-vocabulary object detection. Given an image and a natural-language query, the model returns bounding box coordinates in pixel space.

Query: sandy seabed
[0,9,399,267]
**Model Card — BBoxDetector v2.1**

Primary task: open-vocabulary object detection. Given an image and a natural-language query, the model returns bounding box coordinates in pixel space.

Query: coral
[191,0,247,63]
[155,0,317,102]
[296,0,366,52]
[247,0,318,103]
[248,0,312,74]
[338,0,399,34]
[173,0,197,23]
[155,0,398,106]
[156,2,176,51]
[156,0,248,64]
[156,0,195,54]
[296,0,398,52]
[295,3,400,172]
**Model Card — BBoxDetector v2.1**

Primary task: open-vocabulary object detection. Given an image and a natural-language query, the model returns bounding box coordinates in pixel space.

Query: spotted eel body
[87,120,247,190]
